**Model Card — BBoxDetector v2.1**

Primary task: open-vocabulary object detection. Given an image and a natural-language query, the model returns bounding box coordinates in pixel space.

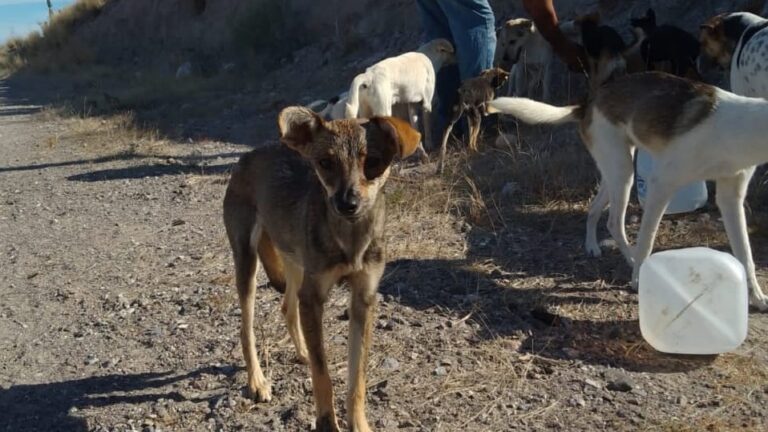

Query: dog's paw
[247,380,272,403]
[316,415,341,432]
[349,420,372,432]
[585,242,602,258]
[296,351,309,365]
[749,292,768,312]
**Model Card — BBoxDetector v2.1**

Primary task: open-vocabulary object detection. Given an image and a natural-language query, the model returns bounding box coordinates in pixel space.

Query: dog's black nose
[334,190,360,216]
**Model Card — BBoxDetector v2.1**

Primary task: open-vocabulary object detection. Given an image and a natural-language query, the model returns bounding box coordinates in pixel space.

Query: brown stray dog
[436,67,509,174]
[223,106,420,432]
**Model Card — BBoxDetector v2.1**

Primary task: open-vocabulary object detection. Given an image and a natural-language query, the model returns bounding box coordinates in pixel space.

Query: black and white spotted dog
[699,12,768,98]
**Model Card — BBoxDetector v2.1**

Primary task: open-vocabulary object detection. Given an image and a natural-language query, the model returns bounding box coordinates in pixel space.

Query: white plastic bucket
[639,247,748,354]
[635,149,708,214]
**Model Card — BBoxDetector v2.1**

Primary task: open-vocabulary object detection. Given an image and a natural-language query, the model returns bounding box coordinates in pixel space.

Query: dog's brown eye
[317,158,334,170]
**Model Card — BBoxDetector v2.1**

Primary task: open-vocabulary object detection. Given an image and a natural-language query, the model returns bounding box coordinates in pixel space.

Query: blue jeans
[416,0,496,135]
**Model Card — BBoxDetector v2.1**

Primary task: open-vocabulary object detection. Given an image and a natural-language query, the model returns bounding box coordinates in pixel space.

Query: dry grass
[39,106,170,157]
[0,0,106,73]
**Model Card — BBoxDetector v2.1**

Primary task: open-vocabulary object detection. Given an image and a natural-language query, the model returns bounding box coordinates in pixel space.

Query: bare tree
[46,0,53,19]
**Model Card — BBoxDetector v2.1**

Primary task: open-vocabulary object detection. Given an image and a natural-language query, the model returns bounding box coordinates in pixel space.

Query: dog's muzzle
[333,189,361,218]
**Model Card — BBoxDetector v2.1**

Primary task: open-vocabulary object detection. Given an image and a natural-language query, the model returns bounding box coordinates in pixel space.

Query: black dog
[630,8,700,78]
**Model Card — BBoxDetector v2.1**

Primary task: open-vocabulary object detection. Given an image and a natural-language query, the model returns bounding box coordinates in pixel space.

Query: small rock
[381,357,400,370]
[376,319,394,330]
[562,347,580,359]
[676,395,688,406]
[176,62,193,79]
[629,215,640,224]
[376,418,396,428]
[501,182,518,198]
[85,355,99,366]
[584,378,602,389]
[605,370,635,392]
[569,396,586,407]
[494,133,517,148]
[330,335,346,345]
[439,358,453,367]
[433,366,447,376]
[171,219,186,226]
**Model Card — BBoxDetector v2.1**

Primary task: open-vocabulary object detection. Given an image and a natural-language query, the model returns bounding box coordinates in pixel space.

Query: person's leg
[416,0,453,42]
[438,0,496,81]
[416,0,460,147]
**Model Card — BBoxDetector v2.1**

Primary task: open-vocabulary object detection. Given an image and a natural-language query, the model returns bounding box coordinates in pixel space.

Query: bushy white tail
[344,72,372,119]
[487,97,580,125]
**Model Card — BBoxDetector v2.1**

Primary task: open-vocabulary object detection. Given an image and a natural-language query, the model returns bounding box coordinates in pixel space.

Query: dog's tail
[345,72,372,118]
[486,97,581,125]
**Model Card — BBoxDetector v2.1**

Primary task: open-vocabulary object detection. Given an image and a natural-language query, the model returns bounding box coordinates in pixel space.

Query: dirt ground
[2,65,768,432]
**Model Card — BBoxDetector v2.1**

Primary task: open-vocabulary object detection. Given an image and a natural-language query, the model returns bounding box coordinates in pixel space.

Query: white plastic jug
[639,247,749,354]
[636,149,708,214]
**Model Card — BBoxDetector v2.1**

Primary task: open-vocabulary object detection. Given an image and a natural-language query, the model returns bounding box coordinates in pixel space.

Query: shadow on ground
[0,365,238,432]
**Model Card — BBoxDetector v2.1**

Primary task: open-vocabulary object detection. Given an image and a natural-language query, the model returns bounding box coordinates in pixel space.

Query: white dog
[344,39,455,162]
[495,18,554,101]
[307,92,349,120]
[488,71,768,311]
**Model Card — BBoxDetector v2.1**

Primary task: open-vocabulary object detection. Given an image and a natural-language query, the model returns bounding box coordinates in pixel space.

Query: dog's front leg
[345,263,383,432]
[299,273,339,431]
[630,179,675,289]
[716,169,768,311]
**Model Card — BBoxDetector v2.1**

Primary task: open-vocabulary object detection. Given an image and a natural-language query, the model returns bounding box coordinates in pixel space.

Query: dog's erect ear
[646,9,656,26]
[278,106,323,156]
[700,22,717,33]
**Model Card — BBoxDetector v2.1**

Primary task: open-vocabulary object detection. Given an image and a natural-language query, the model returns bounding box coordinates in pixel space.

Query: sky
[0,0,74,43]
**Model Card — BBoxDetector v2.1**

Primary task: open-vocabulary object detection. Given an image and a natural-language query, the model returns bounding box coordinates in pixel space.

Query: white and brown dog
[488,71,768,310]
[700,12,768,98]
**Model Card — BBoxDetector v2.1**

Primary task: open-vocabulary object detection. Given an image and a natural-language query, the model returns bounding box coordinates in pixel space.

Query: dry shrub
[0,0,106,73]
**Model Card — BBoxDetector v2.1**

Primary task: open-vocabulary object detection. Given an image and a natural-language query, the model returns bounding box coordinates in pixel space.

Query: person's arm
[522,0,585,71]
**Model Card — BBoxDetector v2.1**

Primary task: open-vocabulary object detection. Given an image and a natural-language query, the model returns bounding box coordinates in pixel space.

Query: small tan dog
[436,67,509,174]
[223,107,420,431]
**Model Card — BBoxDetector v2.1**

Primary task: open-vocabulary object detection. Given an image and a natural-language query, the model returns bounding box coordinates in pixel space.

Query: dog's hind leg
[278,255,309,364]
[436,103,463,174]
[585,179,609,257]
[228,221,272,402]
[299,273,340,431]
[417,104,432,164]
[467,106,482,152]
[408,104,430,164]
[716,169,768,311]
[589,125,635,266]
[345,264,384,432]
[257,231,286,293]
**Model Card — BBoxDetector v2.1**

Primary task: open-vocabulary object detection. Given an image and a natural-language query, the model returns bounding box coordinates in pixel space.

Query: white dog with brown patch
[488,71,768,310]
[344,39,455,162]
